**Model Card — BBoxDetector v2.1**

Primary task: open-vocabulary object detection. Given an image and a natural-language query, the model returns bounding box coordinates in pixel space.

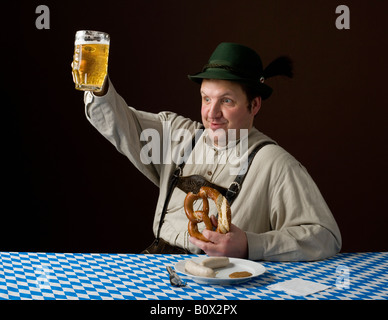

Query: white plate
[174,256,266,285]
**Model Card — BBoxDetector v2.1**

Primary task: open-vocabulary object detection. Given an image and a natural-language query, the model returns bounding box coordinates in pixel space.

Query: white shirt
[84,79,342,261]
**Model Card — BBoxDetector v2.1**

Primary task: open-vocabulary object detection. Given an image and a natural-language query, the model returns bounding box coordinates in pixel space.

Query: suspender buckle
[225,181,241,204]
[227,181,241,195]
[172,166,182,178]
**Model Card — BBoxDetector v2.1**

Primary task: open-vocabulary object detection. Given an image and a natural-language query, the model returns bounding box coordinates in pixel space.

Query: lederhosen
[141,129,275,254]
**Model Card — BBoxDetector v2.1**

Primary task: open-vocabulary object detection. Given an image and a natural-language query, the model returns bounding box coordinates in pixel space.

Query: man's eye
[223,98,233,104]
[203,97,211,103]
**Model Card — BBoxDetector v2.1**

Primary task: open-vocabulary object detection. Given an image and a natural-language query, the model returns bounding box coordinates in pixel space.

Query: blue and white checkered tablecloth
[0,251,387,300]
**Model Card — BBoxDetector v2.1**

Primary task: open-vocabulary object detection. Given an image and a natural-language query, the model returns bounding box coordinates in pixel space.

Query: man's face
[200,79,261,146]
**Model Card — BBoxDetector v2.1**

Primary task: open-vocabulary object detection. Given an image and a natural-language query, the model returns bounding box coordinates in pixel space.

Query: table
[0,251,387,300]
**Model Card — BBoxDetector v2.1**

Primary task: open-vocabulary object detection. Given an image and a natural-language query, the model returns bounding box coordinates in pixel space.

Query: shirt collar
[203,128,249,152]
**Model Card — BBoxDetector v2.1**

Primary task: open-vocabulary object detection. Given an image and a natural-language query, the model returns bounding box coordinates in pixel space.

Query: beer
[72,30,110,92]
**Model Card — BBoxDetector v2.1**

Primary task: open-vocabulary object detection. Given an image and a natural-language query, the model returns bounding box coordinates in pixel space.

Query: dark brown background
[2,1,387,254]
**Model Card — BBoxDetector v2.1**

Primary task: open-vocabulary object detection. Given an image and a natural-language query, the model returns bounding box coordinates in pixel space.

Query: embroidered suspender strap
[225,141,276,205]
[155,128,204,243]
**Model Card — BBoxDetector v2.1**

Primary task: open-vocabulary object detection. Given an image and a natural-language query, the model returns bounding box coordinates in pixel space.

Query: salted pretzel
[184,186,231,242]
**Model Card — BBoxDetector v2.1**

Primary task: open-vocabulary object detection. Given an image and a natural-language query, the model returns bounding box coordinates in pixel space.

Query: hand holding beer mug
[72,30,110,92]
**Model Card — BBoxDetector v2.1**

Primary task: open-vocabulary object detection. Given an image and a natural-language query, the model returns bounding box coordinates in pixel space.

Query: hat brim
[188,68,272,100]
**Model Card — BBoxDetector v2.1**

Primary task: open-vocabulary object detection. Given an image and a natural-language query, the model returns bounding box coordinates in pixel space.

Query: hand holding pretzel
[184,186,231,242]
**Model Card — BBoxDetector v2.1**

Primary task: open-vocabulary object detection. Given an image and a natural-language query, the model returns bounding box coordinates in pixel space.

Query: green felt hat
[188,43,292,100]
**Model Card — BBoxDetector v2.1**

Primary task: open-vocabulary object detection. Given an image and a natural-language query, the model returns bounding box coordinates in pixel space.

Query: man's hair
[238,82,263,112]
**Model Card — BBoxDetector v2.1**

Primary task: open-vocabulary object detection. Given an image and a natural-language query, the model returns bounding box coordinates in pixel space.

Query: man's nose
[208,101,222,119]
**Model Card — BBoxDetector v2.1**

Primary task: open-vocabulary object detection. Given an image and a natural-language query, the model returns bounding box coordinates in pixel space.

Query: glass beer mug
[72,30,110,92]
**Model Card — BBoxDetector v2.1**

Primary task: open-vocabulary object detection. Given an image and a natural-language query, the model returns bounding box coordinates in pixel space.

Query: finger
[189,235,209,251]
[189,235,218,256]
[188,235,201,246]
[71,62,76,83]
[203,224,239,241]
[202,229,223,243]
[210,215,218,228]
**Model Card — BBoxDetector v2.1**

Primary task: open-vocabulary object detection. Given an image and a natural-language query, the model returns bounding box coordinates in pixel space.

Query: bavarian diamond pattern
[0,252,387,300]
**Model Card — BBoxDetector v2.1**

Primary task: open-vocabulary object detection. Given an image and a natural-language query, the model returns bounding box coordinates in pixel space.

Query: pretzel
[184,186,231,242]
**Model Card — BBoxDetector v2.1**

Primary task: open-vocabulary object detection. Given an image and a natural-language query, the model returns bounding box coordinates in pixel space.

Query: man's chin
[206,128,229,147]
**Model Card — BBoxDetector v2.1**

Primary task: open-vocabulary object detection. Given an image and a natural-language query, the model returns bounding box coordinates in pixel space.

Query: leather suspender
[225,140,276,205]
[155,129,203,242]
[155,131,276,242]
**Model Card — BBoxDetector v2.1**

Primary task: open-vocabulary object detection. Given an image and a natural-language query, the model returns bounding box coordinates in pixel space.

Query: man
[81,42,341,261]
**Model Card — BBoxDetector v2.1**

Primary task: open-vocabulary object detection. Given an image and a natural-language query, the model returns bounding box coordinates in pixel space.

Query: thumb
[210,215,218,228]
[71,62,76,83]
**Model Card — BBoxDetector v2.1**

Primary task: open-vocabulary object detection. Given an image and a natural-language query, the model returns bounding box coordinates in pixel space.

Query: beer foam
[75,39,110,45]
[75,30,110,45]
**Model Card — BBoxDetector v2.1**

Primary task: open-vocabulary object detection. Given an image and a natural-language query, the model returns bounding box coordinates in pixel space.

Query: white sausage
[185,260,216,278]
[200,256,230,269]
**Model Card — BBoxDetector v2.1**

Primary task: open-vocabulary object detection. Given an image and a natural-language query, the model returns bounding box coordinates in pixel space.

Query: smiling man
[81,42,341,261]
[200,79,261,145]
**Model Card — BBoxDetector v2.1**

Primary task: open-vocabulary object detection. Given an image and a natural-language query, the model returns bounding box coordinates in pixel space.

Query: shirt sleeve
[84,78,202,188]
[84,78,167,186]
[246,158,342,261]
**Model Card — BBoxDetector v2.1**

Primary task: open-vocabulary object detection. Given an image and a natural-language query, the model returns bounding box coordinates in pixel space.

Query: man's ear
[251,96,262,116]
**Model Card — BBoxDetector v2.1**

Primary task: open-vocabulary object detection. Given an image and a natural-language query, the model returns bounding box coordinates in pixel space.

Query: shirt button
[207,171,212,176]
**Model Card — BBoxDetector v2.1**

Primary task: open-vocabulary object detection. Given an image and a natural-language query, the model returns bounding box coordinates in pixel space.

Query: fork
[166,266,186,287]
